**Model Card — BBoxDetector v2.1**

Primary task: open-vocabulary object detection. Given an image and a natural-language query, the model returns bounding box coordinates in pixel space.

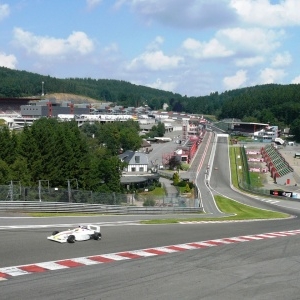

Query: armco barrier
[0,201,202,214]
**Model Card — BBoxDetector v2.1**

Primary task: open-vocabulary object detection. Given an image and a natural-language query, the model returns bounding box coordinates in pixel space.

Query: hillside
[0,67,182,107]
[45,93,107,107]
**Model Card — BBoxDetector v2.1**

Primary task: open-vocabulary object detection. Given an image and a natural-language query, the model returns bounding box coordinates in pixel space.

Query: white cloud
[218,27,284,53]
[223,69,247,90]
[182,38,234,59]
[113,0,128,10]
[13,28,94,57]
[271,51,292,67]
[230,0,300,27]
[126,50,183,71]
[146,36,164,51]
[291,76,300,84]
[0,52,17,69]
[259,68,286,84]
[86,0,102,10]
[0,3,9,21]
[235,56,264,67]
[146,78,177,92]
[181,27,284,65]
[115,0,237,29]
[104,43,119,53]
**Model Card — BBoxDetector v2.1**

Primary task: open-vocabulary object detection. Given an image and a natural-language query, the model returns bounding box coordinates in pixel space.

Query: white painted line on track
[0,221,143,230]
[178,216,295,224]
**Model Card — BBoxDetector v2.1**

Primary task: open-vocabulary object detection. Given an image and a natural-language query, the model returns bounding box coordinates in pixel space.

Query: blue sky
[1,0,300,97]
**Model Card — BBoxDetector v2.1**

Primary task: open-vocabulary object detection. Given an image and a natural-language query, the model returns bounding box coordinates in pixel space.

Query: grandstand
[0,97,40,115]
[261,144,294,185]
[217,119,268,136]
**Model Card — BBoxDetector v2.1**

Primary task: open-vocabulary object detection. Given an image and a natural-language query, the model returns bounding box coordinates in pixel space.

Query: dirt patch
[44,93,109,108]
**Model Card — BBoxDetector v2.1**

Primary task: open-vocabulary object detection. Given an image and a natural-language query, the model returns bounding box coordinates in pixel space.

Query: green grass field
[140,195,289,224]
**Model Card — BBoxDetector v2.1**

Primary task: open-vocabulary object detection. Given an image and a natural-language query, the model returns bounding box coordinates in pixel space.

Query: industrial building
[21,99,90,118]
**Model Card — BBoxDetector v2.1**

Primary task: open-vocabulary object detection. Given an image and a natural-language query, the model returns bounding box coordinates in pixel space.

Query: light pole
[41,81,44,96]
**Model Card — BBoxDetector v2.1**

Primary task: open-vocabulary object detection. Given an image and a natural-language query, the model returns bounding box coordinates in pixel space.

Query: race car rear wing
[87,225,101,233]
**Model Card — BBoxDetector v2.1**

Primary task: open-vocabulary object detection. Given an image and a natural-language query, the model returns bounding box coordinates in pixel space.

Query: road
[1,132,300,299]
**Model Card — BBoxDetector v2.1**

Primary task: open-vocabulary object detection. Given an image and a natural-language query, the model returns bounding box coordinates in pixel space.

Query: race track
[2,135,300,300]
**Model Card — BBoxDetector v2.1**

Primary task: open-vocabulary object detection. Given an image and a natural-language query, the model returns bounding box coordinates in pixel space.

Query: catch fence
[0,185,199,208]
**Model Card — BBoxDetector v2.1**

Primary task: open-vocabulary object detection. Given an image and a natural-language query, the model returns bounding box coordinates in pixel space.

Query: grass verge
[140,195,289,224]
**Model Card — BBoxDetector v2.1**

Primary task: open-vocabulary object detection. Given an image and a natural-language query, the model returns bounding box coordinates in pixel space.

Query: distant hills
[0,66,182,107]
[1,67,300,131]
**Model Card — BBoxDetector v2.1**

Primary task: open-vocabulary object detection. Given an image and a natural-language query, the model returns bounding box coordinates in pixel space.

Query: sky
[1,0,300,97]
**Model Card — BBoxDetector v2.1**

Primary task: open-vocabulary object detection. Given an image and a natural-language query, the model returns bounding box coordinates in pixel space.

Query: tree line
[0,118,143,192]
[0,67,182,109]
[2,67,300,140]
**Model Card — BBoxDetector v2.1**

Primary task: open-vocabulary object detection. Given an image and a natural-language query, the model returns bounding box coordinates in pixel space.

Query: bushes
[181,163,189,171]
[177,180,194,189]
[143,199,156,206]
[184,183,191,193]
[172,172,180,185]
[173,175,194,195]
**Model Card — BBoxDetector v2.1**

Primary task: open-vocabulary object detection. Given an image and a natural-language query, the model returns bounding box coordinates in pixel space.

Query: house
[118,150,159,190]
[118,150,149,173]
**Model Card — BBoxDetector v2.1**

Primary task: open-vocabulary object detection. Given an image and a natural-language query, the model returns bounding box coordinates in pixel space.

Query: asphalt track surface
[2,134,300,299]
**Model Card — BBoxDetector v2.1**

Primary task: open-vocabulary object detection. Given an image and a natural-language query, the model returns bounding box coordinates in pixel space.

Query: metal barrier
[0,185,198,208]
[0,201,203,214]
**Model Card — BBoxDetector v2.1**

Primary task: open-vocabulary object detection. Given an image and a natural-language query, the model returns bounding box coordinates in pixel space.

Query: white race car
[47,225,101,243]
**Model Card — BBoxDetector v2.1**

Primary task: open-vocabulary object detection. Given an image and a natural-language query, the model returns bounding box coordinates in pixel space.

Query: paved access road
[2,133,300,300]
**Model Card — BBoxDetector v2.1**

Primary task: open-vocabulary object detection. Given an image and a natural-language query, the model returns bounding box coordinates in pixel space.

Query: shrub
[173,172,180,186]
[184,183,191,193]
[178,180,188,187]
[143,199,156,206]
[188,182,194,189]
[148,185,155,191]
[181,163,189,171]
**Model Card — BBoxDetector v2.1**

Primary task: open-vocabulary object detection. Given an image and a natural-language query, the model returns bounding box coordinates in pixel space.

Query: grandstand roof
[222,119,269,126]
[0,97,41,102]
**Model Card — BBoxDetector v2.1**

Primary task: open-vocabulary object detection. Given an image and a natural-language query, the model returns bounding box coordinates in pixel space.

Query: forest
[0,118,144,193]
[1,67,300,139]
[0,67,182,110]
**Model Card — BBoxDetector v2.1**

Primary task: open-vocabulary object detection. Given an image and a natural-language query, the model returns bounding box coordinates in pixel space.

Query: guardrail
[0,201,203,214]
